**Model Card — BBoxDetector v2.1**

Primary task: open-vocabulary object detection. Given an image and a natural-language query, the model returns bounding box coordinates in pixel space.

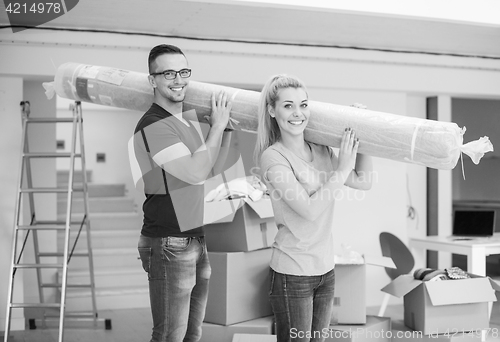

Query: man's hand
[209,90,232,132]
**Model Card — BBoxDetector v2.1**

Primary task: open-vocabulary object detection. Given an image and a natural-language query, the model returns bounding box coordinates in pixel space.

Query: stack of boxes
[201,178,277,342]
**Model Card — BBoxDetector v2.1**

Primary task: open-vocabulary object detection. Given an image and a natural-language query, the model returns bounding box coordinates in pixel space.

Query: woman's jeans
[269,268,335,342]
[138,235,211,342]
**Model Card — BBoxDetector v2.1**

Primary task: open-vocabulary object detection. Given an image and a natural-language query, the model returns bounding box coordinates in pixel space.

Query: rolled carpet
[43,62,494,170]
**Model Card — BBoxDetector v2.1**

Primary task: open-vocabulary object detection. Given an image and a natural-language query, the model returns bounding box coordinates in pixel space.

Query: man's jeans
[269,268,335,342]
[138,235,211,342]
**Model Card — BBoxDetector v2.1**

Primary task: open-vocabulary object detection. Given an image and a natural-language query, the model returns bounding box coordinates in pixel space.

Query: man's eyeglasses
[150,69,192,80]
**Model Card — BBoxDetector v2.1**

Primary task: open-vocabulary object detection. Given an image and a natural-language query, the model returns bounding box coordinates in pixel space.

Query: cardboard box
[204,198,242,225]
[331,255,395,324]
[381,274,500,335]
[391,318,483,341]
[204,249,273,325]
[204,197,277,252]
[326,315,391,342]
[200,316,274,342]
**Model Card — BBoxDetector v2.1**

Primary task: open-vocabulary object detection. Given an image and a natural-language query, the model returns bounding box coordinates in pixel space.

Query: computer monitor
[452,210,496,237]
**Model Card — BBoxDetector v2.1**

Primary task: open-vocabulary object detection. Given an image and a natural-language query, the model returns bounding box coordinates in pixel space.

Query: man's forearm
[212,131,232,176]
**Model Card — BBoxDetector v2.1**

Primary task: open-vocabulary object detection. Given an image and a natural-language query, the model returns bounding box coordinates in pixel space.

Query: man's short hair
[148,44,186,74]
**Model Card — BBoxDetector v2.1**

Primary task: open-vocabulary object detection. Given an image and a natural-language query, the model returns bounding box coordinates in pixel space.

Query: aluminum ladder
[3,101,110,342]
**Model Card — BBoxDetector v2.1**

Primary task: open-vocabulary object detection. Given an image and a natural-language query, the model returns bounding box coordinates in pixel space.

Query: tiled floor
[2,307,151,342]
[3,302,500,341]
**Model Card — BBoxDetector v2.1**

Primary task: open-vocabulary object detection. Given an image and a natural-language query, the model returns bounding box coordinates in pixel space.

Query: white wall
[1,28,500,313]
[405,95,428,269]
[55,99,143,206]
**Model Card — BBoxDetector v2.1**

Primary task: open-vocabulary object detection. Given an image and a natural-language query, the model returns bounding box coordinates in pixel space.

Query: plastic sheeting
[44,62,493,170]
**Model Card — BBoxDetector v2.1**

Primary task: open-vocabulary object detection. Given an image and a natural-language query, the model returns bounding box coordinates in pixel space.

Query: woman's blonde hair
[253,74,308,167]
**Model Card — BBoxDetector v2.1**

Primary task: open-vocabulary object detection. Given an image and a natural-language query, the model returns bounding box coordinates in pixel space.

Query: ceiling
[1,0,500,59]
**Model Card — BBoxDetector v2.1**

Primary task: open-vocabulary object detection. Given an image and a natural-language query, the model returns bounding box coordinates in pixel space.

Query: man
[132,44,232,342]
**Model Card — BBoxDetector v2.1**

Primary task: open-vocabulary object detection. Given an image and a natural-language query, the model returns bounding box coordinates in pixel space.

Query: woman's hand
[337,128,359,173]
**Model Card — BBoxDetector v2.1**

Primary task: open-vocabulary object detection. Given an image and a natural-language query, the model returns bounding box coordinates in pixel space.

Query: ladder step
[44,311,96,319]
[39,252,89,257]
[21,187,84,193]
[24,152,82,158]
[26,117,75,123]
[18,224,67,230]
[42,283,92,288]
[35,220,88,226]
[14,263,63,269]
[11,303,61,309]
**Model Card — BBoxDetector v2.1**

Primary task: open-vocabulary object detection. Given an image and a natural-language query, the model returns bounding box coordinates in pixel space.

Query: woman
[254,75,373,342]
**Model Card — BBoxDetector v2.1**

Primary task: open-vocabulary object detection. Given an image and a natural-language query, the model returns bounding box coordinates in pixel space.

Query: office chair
[378,232,415,317]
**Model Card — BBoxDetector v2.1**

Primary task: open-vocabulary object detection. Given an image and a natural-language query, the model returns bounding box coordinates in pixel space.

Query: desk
[409,235,500,276]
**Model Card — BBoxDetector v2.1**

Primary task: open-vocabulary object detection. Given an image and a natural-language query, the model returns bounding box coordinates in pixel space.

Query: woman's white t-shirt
[260,141,339,276]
